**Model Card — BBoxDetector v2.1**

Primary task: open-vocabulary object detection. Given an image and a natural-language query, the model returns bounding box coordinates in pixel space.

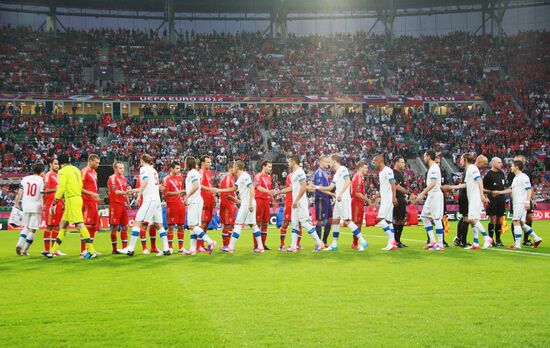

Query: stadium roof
[1,0,540,14]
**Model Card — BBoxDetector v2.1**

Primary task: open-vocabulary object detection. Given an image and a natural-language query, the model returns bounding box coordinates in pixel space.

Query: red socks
[121,227,128,248]
[167,226,174,249]
[149,225,157,251]
[222,225,232,247]
[44,228,51,252]
[280,226,287,246]
[111,230,118,251]
[177,228,184,250]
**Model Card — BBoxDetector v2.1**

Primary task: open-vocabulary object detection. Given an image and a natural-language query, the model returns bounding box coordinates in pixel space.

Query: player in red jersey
[254,160,275,249]
[136,175,158,252]
[108,161,131,254]
[42,158,65,255]
[81,154,100,255]
[219,161,239,247]
[279,172,302,251]
[198,155,216,253]
[162,162,186,253]
[351,161,371,249]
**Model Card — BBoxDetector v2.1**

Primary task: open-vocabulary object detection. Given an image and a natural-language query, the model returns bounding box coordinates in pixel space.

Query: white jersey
[185,169,203,204]
[426,164,442,193]
[140,165,161,203]
[291,167,308,209]
[465,164,482,201]
[235,172,253,205]
[379,166,395,203]
[332,165,351,200]
[511,173,531,206]
[20,175,44,213]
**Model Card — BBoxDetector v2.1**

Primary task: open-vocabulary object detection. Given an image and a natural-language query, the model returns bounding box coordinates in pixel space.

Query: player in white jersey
[444,154,493,249]
[275,155,324,252]
[372,155,398,250]
[118,154,171,257]
[314,154,368,251]
[15,164,45,256]
[493,159,542,249]
[413,150,445,251]
[218,160,266,253]
[183,156,218,255]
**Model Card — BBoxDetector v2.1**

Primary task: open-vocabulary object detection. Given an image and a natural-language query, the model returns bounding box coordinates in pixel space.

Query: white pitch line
[338,231,550,257]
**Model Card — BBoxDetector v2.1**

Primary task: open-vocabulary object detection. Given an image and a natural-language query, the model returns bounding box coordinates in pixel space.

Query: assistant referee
[483,157,506,246]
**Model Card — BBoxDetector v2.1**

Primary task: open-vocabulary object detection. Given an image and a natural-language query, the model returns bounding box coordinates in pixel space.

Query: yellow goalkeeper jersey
[54,164,83,199]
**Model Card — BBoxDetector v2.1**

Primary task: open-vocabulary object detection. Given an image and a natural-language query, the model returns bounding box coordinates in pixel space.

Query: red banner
[0,93,483,103]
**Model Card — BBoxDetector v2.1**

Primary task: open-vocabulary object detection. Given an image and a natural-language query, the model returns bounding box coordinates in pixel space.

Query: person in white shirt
[275,155,325,252]
[217,160,265,253]
[183,156,218,255]
[493,159,542,249]
[413,150,445,251]
[372,155,398,251]
[314,154,368,251]
[118,154,171,257]
[445,153,493,249]
[15,164,45,256]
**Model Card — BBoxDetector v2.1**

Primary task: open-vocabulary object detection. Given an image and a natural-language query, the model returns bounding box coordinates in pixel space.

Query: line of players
[14,154,102,257]
[14,149,542,258]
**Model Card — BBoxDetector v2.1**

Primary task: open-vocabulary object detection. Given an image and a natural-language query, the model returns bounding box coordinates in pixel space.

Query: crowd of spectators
[7,27,547,97]
[0,27,548,206]
[103,105,265,173]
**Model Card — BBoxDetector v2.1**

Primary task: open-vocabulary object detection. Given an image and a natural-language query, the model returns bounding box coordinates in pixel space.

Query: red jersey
[254,172,272,201]
[43,171,59,205]
[162,174,184,205]
[81,166,98,204]
[220,173,236,206]
[200,169,214,206]
[108,173,128,205]
[285,173,293,204]
[351,172,365,204]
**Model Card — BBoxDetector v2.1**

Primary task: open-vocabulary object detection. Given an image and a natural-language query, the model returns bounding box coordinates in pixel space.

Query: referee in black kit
[506,155,536,246]
[483,157,506,246]
[392,156,409,248]
[454,168,470,247]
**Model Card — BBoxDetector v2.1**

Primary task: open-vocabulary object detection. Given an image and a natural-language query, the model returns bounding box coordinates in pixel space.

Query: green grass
[1,221,549,347]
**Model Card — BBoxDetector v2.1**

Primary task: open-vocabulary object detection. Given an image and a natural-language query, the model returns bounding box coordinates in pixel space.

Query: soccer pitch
[1,221,549,347]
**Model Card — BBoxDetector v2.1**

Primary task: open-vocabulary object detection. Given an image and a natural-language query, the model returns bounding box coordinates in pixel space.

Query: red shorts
[284,202,292,222]
[109,203,129,226]
[45,201,64,226]
[351,202,365,225]
[220,203,236,225]
[83,201,99,226]
[201,203,214,224]
[256,199,270,224]
[166,202,186,225]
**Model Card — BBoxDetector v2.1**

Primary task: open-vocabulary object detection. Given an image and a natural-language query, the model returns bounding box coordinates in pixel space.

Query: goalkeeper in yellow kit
[47,154,97,259]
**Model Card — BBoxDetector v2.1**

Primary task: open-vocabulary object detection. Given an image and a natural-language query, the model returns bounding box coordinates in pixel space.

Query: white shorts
[23,212,41,230]
[291,204,314,232]
[512,203,527,223]
[187,201,203,227]
[467,197,483,221]
[135,200,163,224]
[333,198,352,221]
[377,200,394,222]
[421,191,444,220]
[236,204,257,225]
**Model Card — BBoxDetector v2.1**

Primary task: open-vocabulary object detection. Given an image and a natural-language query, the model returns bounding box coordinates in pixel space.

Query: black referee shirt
[393,169,406,200]
[484,169,506,192]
